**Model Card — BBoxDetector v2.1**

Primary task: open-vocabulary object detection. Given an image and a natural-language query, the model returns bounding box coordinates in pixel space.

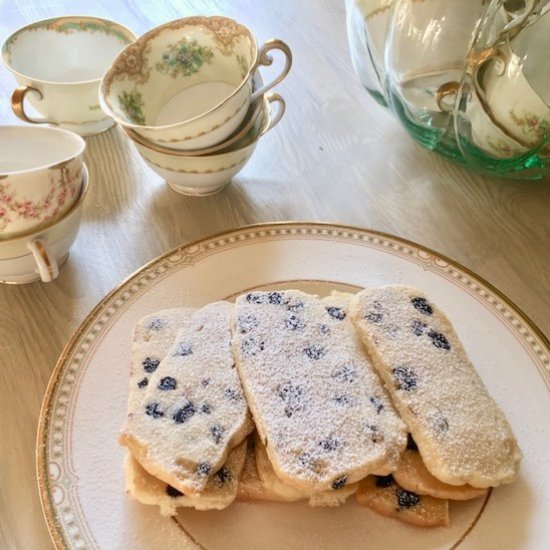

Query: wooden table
[1,1,549,548]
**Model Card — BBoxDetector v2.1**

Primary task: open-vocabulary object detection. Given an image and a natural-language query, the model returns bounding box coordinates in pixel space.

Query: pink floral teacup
[0,125,85,238]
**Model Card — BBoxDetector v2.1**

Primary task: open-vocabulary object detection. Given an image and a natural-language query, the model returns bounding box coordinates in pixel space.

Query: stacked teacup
[99,16,292,196]
[0,126,87,283]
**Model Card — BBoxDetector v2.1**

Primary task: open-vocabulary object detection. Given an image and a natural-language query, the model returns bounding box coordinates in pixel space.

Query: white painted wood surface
[0,1,548,548]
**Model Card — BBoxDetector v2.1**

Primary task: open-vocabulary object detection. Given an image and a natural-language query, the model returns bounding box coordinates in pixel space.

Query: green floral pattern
[118,90,146,125]
[2,19,132,63]
[155,39,214,78]
[46,20,131,43]
[236,54,248,78]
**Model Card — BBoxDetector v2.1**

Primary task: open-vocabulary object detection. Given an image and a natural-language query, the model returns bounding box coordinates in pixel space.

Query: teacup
[457,81,528,159]
[475,10,550,152]
[99,16,292,150]
[1,16,136,136]
[0,164,88,284]
[122,70,266,157]
[123,92,265,156]
[511,7,550,107]
[128,93,285,196]
[0,125,86,238]
[385,0,501,116]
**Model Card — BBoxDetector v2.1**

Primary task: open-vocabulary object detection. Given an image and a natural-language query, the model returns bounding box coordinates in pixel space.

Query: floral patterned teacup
[0,164,89,284]
[1,16,136,136]
[99,16,292,150]
[0,125,85,238]
[475,10,550,153]
[461,82,528,159]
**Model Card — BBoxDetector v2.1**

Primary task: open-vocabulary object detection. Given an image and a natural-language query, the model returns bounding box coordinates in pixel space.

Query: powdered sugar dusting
[124,439,247,515]
[232,290,407,493]
[349,285,522,488]
[254,432,358,506]
[126,308,195,416]
[120,302,250,495]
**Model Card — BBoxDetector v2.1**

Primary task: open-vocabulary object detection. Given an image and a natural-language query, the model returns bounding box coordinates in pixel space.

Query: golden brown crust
[236,438,295,502]
[393,450,488,501]
[355,476,449,527]
[124,440,247,515]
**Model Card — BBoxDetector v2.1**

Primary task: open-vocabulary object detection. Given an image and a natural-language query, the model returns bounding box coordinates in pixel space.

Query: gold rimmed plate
[37,222,550,549]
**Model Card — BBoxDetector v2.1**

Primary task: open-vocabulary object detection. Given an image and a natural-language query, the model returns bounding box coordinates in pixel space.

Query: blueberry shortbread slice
[392,436,488,500]
[233,290,407,493]
[125,308,195,423]
[124,439,247,516]
[349,285,522,488]
[254,433,358,506]
[355,475,449,527]
[120,301,251,496]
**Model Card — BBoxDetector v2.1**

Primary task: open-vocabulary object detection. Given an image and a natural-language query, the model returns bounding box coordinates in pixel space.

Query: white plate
[37,223,550,549]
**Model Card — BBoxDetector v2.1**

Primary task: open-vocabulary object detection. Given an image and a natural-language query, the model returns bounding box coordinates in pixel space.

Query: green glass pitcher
[347,0,550,179]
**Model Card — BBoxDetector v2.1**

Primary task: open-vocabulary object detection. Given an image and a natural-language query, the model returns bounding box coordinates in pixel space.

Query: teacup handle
[11,86,50,124]
[435,46,507,112]
[27,238,59,283]
[435,82,460,113]
[250,39,293,102]
[260,93,286,135]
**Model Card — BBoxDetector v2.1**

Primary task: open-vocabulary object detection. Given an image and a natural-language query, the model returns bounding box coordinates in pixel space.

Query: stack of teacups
[0,126,87,283]
[99,16,292,196]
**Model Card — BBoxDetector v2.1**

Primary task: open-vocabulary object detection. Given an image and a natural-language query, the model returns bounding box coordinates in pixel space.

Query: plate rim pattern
[36,222,550,549]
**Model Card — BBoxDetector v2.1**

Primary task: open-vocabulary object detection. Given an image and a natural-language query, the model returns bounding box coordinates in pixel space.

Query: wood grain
[0,0,549,548]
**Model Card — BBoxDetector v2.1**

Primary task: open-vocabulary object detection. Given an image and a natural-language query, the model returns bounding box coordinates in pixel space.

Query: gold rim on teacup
[1,16,137,86]
[131,93,285,196]
[437,2,550,155]
[121,95,265,156]
[130,93,285,157]
[0,126,86,177]
[435,77,531,159]
[99,16,292,134]
[473,51,549,152]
